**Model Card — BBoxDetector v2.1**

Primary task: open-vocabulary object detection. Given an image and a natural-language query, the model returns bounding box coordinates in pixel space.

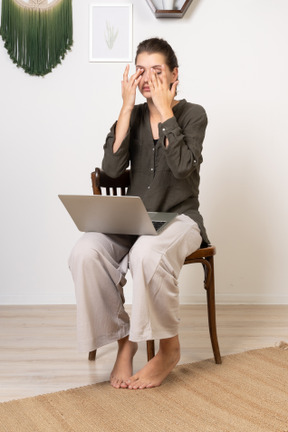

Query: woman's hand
[148,65,179,122]
[121,64,143,111]
[113,65,142,153]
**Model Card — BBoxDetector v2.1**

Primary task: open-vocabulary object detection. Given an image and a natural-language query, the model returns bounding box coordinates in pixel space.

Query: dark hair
[135,38,179,71]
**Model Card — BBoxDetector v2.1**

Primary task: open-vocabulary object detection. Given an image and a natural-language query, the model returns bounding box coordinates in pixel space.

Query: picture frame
[89,4,133,62]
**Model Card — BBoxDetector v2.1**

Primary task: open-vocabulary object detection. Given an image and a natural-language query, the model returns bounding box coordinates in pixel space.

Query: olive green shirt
[102,99,209,244]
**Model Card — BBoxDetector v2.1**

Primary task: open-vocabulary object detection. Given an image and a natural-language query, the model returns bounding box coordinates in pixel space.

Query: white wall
[0,0,287,305]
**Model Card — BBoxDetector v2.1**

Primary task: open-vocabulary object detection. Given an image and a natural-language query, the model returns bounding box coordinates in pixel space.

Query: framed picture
[89,4,133,62]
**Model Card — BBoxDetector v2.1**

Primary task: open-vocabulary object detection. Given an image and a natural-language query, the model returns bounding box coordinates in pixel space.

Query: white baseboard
[1,294,288,305]
[180,293,288,305]
[0,295,76,305]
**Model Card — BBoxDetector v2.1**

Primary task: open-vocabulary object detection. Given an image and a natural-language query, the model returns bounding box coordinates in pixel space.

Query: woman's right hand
[121,65,143,110]
[113,66,143,153]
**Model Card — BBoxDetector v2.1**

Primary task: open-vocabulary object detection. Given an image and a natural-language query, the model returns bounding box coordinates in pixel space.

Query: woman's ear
[172,67,179,82]
[169,68,179,92]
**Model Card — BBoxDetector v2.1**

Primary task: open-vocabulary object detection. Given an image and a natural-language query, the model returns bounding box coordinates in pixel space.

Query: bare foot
[126,336,180,390]
[110,336,138,389]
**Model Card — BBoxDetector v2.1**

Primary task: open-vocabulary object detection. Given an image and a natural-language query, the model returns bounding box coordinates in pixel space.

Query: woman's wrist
[121,104,134,116]
[160,108,174,123]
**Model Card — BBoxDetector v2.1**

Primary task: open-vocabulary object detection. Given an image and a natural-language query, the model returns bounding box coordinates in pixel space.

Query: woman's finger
[150,68,158,88]
[170,80,179,98]
[123,64,129,82]
[133,67,144,81]
[159,64,168,87]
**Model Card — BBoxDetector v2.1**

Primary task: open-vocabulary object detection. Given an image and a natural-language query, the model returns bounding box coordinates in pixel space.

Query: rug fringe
[277,341,288,350]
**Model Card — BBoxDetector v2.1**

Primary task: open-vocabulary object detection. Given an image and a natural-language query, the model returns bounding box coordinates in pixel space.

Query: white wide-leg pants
[69,215,202,352]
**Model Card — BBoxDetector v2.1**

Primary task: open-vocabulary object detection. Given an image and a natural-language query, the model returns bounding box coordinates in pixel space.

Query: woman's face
[135,52,178,98]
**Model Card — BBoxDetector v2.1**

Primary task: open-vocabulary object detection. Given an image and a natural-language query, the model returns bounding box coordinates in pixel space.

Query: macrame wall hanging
[0,0,73,76]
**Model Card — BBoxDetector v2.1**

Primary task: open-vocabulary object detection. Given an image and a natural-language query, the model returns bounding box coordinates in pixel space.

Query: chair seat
[185,245,216,262]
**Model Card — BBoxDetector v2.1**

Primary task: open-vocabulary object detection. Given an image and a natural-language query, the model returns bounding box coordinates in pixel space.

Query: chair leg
[146,340,155,361]
[88,349,97,361]
[204,256,222,364]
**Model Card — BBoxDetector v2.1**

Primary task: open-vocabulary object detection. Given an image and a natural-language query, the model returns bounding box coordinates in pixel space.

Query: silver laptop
[58,195,177,236]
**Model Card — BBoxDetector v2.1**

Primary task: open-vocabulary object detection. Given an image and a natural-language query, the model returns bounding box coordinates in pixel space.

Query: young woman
[69,38,209,390]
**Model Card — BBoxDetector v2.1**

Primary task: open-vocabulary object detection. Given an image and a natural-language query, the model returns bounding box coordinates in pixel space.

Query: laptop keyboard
[152,220,166,231]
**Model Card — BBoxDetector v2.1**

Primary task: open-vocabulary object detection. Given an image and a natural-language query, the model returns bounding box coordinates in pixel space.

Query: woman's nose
[142,69,150,82]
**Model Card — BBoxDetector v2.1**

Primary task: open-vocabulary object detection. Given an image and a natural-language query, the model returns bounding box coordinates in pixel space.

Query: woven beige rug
[0,346,288,432]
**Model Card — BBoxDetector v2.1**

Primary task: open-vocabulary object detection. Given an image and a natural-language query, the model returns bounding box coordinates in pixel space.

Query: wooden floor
[0,304,288,403]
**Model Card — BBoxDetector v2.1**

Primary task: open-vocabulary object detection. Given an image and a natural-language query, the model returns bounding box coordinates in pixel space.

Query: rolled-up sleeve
[101,122,131,178]
[158,106,207,179]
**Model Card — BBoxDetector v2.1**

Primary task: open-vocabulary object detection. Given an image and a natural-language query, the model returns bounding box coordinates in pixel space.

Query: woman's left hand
[148,65,179,122]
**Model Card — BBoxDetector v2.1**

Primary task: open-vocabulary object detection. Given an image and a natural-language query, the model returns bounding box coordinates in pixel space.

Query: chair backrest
[91,168,130,196]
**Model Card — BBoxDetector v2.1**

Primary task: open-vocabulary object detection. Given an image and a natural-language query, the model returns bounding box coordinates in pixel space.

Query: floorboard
[0,305,287,402]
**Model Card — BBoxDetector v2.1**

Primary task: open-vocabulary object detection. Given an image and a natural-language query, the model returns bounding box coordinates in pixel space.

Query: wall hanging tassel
[0,0,73,76]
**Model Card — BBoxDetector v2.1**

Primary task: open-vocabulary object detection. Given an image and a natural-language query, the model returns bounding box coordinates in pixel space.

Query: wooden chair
[88,168,222,365]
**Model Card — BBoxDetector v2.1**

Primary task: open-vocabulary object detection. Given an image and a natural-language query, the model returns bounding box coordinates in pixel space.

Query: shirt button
[148,186,150,189]
[152,148,155,151]
[162,128,166,132]
[151,168,153,171]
